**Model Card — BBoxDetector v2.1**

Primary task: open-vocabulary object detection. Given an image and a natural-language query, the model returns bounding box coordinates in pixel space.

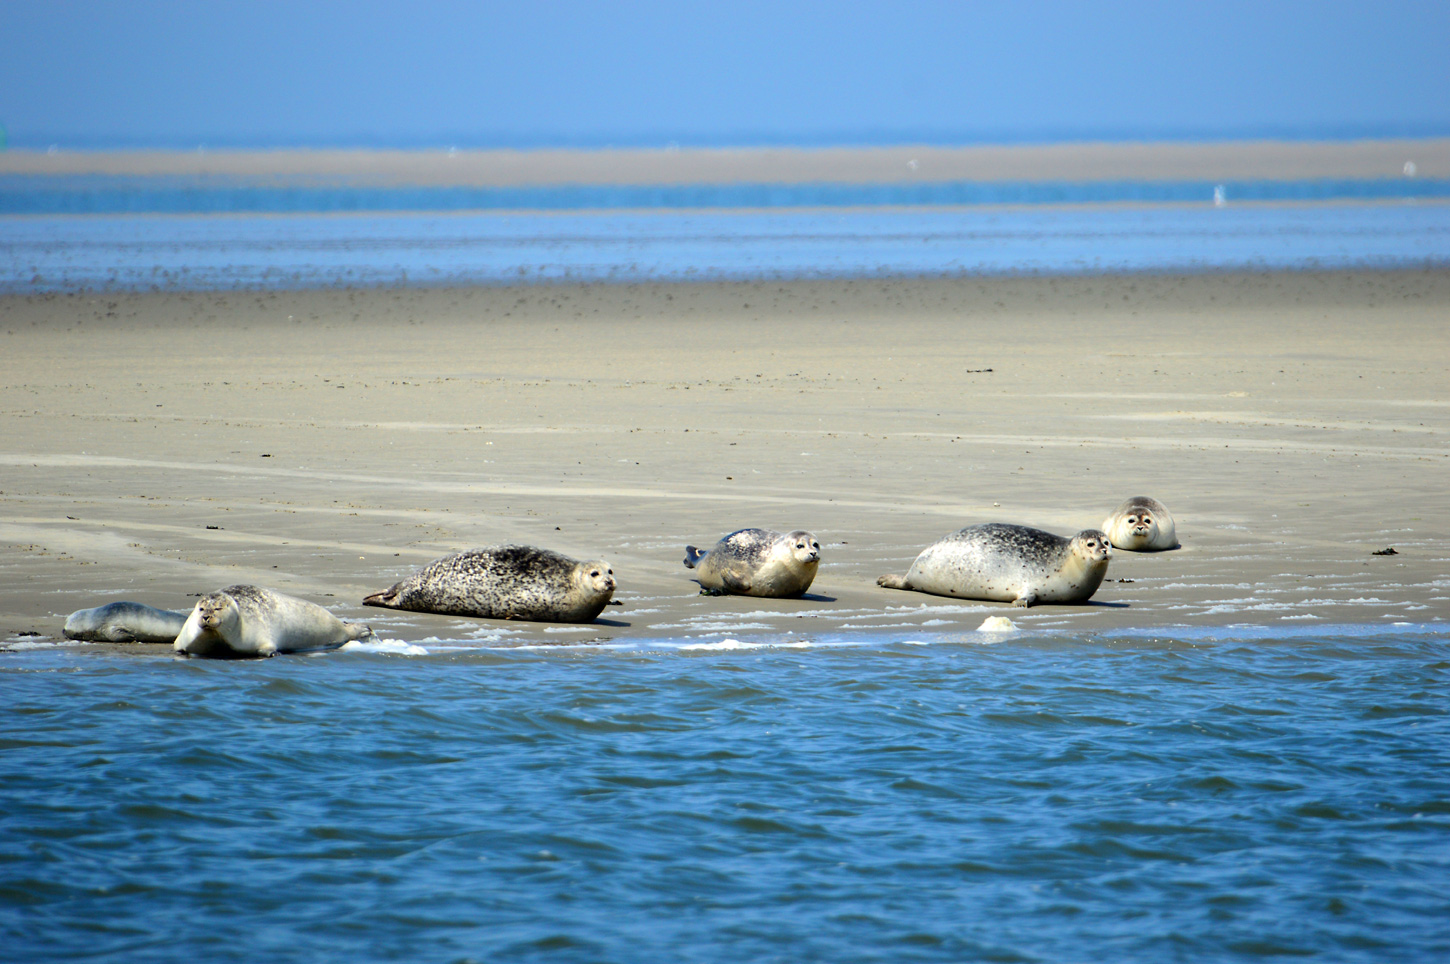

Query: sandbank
[1,270,1446,652]
[3,139,1447,184]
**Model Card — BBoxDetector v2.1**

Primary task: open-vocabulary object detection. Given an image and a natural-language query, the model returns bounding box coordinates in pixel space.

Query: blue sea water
[1,168,1449,291]
[4,174,1449,215]
[3,626,1448,962]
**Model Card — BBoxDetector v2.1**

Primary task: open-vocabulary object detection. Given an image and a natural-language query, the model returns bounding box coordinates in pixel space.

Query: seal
[363,545,616,623]
[684,528,821,597]
[63,601,188,643]
[174,585,373,658]
[877,523,1111,607]
[1101,496,1178,551]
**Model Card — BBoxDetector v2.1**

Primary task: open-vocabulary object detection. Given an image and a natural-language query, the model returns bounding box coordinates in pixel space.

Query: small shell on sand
[977,616,1018,633]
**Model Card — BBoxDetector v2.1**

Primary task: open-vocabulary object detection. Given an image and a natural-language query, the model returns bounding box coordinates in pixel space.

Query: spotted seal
[174,585,374,658]
[363,546,616,623]
[1101,496,1179,551]
[683,528,821,597]
[877,523,1111,607]
[63,601,189,643]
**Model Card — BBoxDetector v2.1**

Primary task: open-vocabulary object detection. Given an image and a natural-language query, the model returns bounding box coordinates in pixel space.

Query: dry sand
[2,270,1447,653]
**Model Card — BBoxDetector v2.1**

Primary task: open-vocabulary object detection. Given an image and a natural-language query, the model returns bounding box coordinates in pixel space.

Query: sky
[2,0,1449,149]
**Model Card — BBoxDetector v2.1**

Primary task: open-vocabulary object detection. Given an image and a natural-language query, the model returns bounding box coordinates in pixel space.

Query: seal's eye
[796,543,804,549]
[590,570,600,578]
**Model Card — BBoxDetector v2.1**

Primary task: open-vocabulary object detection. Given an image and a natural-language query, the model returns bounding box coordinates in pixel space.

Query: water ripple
[2,629,1448,962]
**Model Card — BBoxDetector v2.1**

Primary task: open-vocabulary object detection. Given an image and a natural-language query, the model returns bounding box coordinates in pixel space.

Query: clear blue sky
[3,0,1448,148]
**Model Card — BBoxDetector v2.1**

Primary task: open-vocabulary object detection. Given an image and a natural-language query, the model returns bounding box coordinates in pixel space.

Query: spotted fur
[877,523,1111,607]
[684,528,821,597]
[364,546,616,623]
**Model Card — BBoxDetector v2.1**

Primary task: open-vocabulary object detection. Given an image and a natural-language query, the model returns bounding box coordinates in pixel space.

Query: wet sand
[2,270,1447,652]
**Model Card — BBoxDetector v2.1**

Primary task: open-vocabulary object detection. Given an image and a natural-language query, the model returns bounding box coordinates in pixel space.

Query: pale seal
[1101,496,1179,551]
[174,585,373,658]
[877,523,1111,607]
[363,546,616,623]
[63,601,188,643]
[683,528,821,597]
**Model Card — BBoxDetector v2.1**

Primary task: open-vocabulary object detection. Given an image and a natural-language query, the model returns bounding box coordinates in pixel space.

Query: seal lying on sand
[63,601,190,643]
[877,523,1111,607]
[1101,496,1179,551]
[363,546,616,623]
[683,528,821,597]
[174,585,373,658]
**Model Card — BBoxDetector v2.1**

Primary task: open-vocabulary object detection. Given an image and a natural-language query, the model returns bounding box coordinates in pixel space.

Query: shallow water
[4,174,1447,215]
[5,201,1449,292]
[4,626,1447,962]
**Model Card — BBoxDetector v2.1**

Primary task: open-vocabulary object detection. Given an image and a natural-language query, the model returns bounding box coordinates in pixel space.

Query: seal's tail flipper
[683,546,707,569]
[362,588,400,609]
[877,574,909,590]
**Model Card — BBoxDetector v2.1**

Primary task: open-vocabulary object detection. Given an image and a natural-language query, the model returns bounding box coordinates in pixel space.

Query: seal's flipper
[683,546,707,569]
[362,588,400,609]
[720,568,754,594]
[877,574,909,590]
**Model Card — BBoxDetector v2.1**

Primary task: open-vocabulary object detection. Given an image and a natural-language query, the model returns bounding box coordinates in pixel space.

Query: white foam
[677,638,813,651]
[340,638,429,656]
[2,637,73,652]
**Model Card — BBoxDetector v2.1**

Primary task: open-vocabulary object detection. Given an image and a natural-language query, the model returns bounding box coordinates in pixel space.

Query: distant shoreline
[3,138,1447,185]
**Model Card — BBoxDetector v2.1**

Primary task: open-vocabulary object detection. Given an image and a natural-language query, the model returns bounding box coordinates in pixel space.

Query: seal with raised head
[683,528,821,597]
[1102,496,1179,551]
[174,585,374,658]
[877,523,1111,607]
[63,601,189,643]
[363,546,616,623]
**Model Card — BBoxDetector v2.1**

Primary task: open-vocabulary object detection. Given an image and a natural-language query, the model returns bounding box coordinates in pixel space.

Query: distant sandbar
[2,138,1446,185]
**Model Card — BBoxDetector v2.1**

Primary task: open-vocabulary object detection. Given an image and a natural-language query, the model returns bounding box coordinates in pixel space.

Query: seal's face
[196,593,239,632]
[1070,531,1112,565]
[788,531,822,566]
[1122,508,1158,542]
[580,561,616,597]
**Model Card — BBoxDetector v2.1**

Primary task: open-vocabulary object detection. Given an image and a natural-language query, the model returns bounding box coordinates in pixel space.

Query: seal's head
[577,560,617,599]
[1103,496,1177,551]
[1069,530,1113,567]
[195,591,241,633]
[785,530,822,568]
[1119,506,1160,546]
